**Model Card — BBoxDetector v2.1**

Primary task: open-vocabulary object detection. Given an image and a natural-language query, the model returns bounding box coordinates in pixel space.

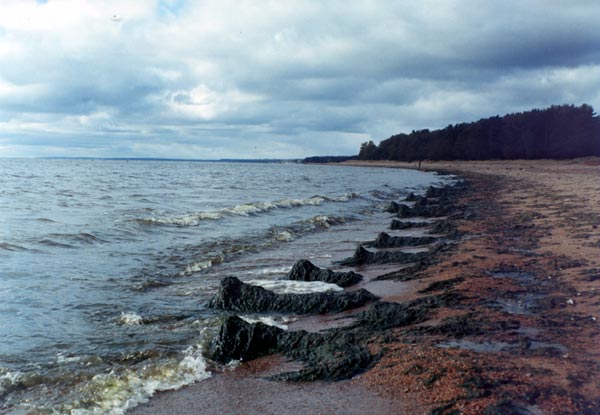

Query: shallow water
[0,159,449,414]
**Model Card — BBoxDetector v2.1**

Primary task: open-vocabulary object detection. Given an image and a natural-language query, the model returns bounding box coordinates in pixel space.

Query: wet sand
[129,354,421,415]
[350,159,600,414]
[130,159,600,415]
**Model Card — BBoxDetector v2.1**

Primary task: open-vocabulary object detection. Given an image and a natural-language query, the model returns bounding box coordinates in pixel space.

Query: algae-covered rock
[287,259,362,287]
[208,276,378,314]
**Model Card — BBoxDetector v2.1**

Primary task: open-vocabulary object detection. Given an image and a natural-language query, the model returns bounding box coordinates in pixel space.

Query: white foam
[0,368,22,394]
[328,192,360,202]
[312,215,332,228]
[249,267,291,276]
[240,315,289,330]
[118,312,143,326]
[309,253,333,259]
[274,231,294,242]
[180,260,213,276]
[57,353,84,364]
[67,346,211,415]
[245,279,343,294]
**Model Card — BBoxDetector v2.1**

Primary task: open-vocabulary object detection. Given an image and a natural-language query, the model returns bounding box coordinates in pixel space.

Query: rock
[421,313,520,338]
[338,244,434,266]
[356,301,428,330]
[410,203,452,217]
[414,196,430,207]
[409,291,465,309]
[368,232,438,248]
[287,259,362,287]
[396,203,412,218]
[426,186,445,198]
[390,219,430,230]
[429,220,457,236]
[483,400,537,415]
[385,201,402,213]
[405,192,419,201]
[418,277,465,293]
[209,316,282,363]
[208,316,375,381]
[274,330,374,381]
[208,276,378,314]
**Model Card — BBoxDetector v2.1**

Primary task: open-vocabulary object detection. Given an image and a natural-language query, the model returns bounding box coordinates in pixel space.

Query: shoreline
[130,160,600,415]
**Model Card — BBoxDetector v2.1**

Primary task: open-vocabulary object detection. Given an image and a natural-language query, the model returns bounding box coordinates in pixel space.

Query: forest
[357,104,600,161]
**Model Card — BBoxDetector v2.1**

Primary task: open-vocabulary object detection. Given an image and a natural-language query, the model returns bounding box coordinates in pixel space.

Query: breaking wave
[54,345,211,415]
[137,193,360,227]
[118,312,144,326]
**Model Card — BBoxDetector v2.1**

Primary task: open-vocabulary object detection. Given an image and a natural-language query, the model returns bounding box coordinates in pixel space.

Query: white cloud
[1,0,600,158]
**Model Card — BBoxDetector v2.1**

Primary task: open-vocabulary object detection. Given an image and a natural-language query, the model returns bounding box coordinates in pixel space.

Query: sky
[1,0,600,159]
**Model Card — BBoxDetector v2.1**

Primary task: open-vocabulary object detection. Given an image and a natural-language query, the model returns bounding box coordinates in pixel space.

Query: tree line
[358,104,600,161]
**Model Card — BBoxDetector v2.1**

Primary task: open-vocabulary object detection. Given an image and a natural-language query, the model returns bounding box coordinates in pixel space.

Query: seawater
[0,159,448,414]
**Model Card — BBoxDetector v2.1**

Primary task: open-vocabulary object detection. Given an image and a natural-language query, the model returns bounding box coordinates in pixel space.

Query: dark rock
[411,203,452,217]
[418,277,465,293]
[287,259,362,287]
[337,245,431,267]
[387,201,413,217]
[429,220,457,236]
[426,186,446,198]
[396,203,412,218]
[414,196,430,207]
[209,316,282,363]
[367,232,438,248]
[209,316,376,381]
[409,291,465,309]
[390,219,430,230]
[405,192,419,201]
[274,330,374,381]
[372,260,432,281]
[356,301,428,330]
[385,201,402,213]
[422,313,520,338]
[208,277,378,314]
[483,400,537,415]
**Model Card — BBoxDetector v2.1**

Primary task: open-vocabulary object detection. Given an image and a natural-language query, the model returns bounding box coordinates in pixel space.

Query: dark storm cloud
[1,0,600,158]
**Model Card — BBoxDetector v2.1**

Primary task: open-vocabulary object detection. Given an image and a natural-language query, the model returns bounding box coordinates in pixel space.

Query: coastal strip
[130,159,600,415]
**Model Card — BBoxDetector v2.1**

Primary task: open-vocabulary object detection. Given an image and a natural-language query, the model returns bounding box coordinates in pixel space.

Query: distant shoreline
[31,157,303,163]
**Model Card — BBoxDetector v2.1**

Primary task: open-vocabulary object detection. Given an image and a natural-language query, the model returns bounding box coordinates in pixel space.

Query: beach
[127,159,600,415]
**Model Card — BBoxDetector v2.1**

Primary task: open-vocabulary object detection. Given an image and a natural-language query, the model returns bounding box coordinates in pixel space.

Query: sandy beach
[130,159,600,415]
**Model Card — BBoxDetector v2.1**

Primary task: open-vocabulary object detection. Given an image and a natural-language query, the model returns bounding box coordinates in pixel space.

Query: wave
[36,232,109,249]
[37,238,75,248]
[133,214,356,285]
[47,232,109,244]
[180,259,215,276]
[137,193,360,227]
[0,242,28,251]
[51,345,211,415]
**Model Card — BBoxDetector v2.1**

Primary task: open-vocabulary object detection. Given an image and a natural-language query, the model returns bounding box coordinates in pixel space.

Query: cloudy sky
[1,0,600,159]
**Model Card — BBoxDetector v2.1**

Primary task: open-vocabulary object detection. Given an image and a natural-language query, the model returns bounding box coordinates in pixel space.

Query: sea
[0,158,450,414]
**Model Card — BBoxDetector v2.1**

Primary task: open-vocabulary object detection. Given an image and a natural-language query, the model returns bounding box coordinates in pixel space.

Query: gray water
[0,159,447,414]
